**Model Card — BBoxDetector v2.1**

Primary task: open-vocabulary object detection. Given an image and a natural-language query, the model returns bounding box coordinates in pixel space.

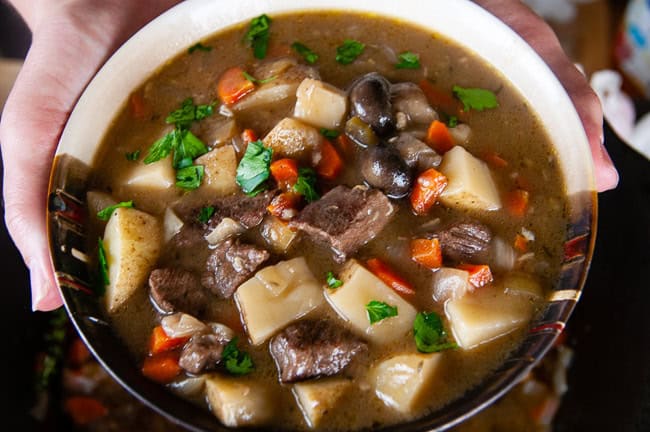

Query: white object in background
[523,0,595,23]
[0,59,22,113]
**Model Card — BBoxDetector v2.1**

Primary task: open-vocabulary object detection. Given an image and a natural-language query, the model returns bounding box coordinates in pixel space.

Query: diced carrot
[270,158,299,188]
[241,128,258,145]
[410,238,443,269]
[481,150,508,169]
[316,140,344,180]
[217,66,255,105]
[67,337,91,367]
[457,264,493,288]
[149,325,189,355]
[514,233,528,252]
[141,351,181,384]
[129,92,150,120]
[514,174,533,192]
[64,396,108,425]
[366,258,416,298]
[419,79,465,119]
[410,168,448,215]
[426,120,455,154]
[505,189,530,218]
[268,191,302,220]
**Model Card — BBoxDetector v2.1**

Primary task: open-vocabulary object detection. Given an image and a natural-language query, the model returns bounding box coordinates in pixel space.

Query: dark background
[2,1,649,430]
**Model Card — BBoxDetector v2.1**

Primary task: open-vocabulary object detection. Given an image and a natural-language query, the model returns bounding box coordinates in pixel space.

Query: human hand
[475,0,619,192]
[0,0,179,311]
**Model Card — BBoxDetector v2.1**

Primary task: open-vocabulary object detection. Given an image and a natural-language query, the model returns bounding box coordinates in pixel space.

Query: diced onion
[161,313,207,338]
[491,236,516,272]
[208,322,235,341]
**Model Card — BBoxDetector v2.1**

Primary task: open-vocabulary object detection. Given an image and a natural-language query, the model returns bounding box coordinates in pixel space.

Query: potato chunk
[293,378,352,428]
[445,283,537,349]
[123,158,175,190]
[294,78,348,129]
[204,375,274,427]
[234,257,323,345]
[163,208,183,243]
[439,145,501,211]
[325,260,417,345]
[195,144,238,196]
[372,353,442,413]
[262,117,322,163]
[103,208,162,313]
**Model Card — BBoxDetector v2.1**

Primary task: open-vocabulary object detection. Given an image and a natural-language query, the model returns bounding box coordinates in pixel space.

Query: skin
[0,0,618,311]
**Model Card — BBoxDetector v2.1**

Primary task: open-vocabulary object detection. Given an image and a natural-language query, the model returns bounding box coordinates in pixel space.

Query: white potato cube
[260,215,297,253]
[325,260,417,345]
[432,267,471,302]
[86,191,117,219]
[445,284,536,349]
[234,83,299,111]
[195,144,238,196]
[294,78,348,129]
[124,158,175,190]
[103,208,162,313]
[235,257,323,345]
[502,272,543,300]
[205,217,244,245]
[372,353,442,413]
[204,375,274,427]
[293,378,352,428]
[439,145,502,211]
[263,117,323,163]
[163,208,184,243]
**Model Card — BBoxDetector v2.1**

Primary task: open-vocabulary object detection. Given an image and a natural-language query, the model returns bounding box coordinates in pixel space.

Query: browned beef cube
[436,221,492,263]
[211,190,276,229]
[289,186,394,262]
[149,268,208,316]
[201,239,270,298]
[179,333,229,374]
[269,320,367,383]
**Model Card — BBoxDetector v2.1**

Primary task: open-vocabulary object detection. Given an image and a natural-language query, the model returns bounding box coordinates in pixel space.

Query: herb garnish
[336,39,365,65]
[165,97,215,128]
[176,165,204,190]
[452,86,498,112]
[320,128,340,139]
[395,51,420,69]
[236,140,273,196]
[98,237,109,287]
[291,42,319,64]
[242,71,278,84]
[366,300,398,324]
[198,206,215,224]
[125,150,140,161]
[97,200,134,221]
[413,311,457,353]
[245,14,272,59]
[325,271,343,289]
[188,42,212,54]
[222,337,254,375]
[448,115,458,128]
[293,168,319,202]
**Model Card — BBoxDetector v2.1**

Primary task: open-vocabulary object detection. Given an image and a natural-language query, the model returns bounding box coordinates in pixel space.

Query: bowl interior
[47,0,597,430]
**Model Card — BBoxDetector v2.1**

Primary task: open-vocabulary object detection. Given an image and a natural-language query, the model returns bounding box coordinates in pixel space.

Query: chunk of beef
[179,333,229,374]
[170,224,205,249]
[269,320,367,383]
[149,268,208,316]
[436,221,492,263]
[201,239,270,298]
[289,185,395,263]
[208,190,276,229]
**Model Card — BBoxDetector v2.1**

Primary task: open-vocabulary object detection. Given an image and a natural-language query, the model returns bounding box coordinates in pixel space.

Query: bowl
[46,0,597,430]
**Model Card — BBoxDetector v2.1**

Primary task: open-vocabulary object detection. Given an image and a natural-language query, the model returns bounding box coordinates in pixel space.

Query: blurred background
[1,0,649,430]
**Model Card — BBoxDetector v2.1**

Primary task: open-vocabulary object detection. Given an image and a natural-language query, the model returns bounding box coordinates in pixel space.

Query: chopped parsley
[325,271,343,289]
[448,115,458,128]
[291,42,319,64]
[335,39,365,65]
[222,337,254,375]
[97,200,134,221]
[188,42,212,54]
[143,133,174,164]
[98,237,109,287]
[171,129,208,169]
[245,14,271,59]
[242,71,277,84]
[452,86,498,112]
[236,140,273,196]
[413,311,457,353]
[395,51,420,69]
[366,300,398,324]
[175,165,204,190]
[293,168,319,203]
[320,128,340,139]
[125,150,140,161]
[165,97,215,128]
[197,206,215,224]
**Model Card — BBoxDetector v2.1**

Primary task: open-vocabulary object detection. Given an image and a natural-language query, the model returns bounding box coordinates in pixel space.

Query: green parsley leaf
[395,51,421,69]
[222,337,254,375]
[245,14,272,59]
[291,42,319,64]
[452,85,499,112]
[198,206,215,224]
[172,129,208,169]
[98,237,109,287]
[320,128,340,139]
[188,42,212,54]
[336,39,365,65]
[413,311,457,353]
[448,115,458,128]
[125,150,140,161]
[325,271,343,289]
[366,300,398,324]
[236,140,273,196]
[97,200,134,221]
[242,71,277,84]
[166,98,214,127]
[176,164,204,190]
[293,167,319,202]
[143,132,174,164]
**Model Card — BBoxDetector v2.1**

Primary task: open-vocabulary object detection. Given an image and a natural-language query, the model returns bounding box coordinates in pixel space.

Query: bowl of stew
[46,0,597,430]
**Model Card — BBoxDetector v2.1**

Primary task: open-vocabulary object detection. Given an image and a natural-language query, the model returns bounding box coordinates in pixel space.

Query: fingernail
[30,265,63,311]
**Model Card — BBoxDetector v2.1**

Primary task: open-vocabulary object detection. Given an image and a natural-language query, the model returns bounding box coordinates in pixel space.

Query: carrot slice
[426,120,455,154]
[481,150,508,169]
[505,189,530,218]
[457,264,493,288]
[410,238,443,269]
[366,258,416,298]
[217,66,255,105]
[410,168,448,215]
[64,396,108,425]
[141,351,181,384]
[149,325,189,355]
[419,79,465,119]
[316,140,344,180]
[270,158,299,188]
[514,233,528,252]
[268,191,302,220]
[241,128,258,145]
